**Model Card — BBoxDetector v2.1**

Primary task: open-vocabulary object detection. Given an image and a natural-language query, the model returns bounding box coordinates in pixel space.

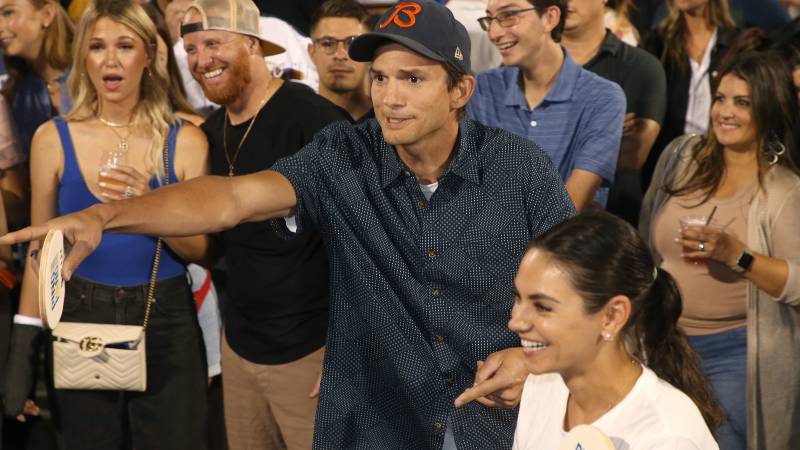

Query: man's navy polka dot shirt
[271,118,575,449]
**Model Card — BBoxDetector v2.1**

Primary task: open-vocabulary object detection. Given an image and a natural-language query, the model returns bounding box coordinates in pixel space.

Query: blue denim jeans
[687,326,747,450]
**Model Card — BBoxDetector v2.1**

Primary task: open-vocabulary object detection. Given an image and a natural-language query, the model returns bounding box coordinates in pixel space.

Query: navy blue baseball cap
[348,0,471,74]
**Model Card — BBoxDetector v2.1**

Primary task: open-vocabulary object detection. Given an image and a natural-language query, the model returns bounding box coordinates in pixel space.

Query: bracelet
[0,266,16,290]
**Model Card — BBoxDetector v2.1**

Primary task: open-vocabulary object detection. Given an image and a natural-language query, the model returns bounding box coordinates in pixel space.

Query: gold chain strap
[142,133,171,330]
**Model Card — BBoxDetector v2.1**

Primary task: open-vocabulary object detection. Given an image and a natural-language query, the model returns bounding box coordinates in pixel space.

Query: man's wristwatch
[731,248,755,274]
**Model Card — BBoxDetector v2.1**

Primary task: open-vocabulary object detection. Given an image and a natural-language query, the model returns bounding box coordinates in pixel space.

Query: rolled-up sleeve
[269,128,338,238]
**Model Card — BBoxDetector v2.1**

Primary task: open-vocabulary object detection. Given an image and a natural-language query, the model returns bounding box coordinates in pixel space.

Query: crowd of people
[0,0,797,449]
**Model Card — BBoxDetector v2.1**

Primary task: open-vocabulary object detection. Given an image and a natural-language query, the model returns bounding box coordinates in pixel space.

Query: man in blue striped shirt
[468,0,625,211]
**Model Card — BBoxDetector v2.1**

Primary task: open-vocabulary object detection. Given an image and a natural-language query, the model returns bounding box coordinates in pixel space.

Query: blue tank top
[54,117,186,285]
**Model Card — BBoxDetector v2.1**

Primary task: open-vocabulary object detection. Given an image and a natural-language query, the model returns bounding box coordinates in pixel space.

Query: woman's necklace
[223,80,274,177]
[98,116,133,152]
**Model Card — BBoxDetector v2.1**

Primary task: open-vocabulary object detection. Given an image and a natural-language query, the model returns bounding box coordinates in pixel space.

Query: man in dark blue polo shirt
[561,0,667,225]
[1,1,574,448]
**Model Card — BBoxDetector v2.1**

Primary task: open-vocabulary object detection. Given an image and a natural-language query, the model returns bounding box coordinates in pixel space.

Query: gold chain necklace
[223,81,274,177]
[98,116,133,152]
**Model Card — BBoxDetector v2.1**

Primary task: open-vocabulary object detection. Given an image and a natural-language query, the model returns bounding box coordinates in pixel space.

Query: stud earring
[601,331,614,342]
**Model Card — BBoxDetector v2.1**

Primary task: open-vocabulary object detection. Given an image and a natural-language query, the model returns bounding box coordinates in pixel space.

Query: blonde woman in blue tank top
[3,1,212,449]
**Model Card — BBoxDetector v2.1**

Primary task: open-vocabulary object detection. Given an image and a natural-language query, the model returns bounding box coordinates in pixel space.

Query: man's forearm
[565,169,603,212]
[617,119,660,172]
[95,171,297,237]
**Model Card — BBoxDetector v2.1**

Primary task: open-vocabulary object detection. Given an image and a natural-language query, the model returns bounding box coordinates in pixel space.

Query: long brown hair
[530,212,724,433]
[1,0,74,103]
[657,0,735,70]
[666,51,800,202]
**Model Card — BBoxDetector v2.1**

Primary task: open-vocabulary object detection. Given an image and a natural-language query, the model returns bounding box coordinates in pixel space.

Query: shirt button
[433,289,442,298]
[434,334,445,342]
[114,288,125,300]
[403,170,411,177]
[417,199,427,209]
[530,120,538,127]
[433,421,444,430]
[427,249,437,258]
[446,376,456,385]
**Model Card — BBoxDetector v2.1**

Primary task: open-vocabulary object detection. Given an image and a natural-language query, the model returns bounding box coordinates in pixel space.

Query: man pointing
[3,1,574,448]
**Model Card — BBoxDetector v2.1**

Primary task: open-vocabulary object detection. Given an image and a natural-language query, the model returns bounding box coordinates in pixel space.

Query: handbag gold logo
[79,336,104,355]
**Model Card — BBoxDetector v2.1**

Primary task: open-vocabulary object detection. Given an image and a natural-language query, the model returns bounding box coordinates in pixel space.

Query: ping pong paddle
[38,229,65,329]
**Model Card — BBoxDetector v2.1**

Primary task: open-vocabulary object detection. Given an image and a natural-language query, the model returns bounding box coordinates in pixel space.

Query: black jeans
[52,275,207,450]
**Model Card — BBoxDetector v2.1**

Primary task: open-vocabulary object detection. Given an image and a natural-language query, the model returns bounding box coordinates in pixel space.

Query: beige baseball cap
[180,0,285,56]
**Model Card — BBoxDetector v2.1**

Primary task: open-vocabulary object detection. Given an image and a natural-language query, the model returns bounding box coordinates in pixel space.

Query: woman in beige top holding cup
[640,51,800,450]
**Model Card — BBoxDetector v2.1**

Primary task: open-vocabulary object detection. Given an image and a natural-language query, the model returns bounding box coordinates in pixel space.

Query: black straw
[705,206,718,226]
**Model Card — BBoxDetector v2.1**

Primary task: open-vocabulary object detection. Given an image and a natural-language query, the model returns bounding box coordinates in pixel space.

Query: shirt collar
[448,120,480,184]
[502,47,581,109]
[379,120,481,188]
[596,29,623,58]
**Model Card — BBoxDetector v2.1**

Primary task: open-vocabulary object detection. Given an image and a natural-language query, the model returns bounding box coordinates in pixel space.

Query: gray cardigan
[640,134,800,450]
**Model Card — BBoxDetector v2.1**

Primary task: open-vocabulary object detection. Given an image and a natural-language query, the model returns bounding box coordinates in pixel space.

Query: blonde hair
[67,0,174,182]
[658,0,736,70]
[1,0,74,102]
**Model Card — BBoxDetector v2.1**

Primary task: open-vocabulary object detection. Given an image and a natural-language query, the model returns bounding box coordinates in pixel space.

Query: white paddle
[38,229,65,329]
[559,424,616,450]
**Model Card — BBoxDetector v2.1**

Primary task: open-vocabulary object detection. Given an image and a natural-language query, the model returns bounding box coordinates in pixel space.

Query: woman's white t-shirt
[512,366,719,450]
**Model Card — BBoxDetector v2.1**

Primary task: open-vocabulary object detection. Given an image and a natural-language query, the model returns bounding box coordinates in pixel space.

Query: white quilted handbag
[50,138,169,392]
[52,322,147,391]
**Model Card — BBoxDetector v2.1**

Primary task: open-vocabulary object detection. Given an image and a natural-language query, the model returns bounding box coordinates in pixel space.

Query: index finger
[0,225,52,245]
[454,376,507,407]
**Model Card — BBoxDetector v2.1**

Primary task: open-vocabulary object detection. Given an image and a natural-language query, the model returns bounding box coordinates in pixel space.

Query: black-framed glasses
[312,36,358,55]
[477,8,537,31]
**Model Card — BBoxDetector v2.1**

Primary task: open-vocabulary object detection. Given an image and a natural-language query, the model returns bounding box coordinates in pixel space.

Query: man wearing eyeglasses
[308,0,373,122]
[468,0,625,213]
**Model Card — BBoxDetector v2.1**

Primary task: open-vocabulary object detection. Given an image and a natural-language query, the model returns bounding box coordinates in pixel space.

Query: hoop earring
[765,133,786,166]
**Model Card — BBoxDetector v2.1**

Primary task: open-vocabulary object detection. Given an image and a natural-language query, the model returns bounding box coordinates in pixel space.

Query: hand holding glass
[98,148,127,198]
[679,215,708,264]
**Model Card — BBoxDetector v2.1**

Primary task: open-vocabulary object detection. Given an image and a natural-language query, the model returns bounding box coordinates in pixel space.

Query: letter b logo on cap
[380,2,423,29]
